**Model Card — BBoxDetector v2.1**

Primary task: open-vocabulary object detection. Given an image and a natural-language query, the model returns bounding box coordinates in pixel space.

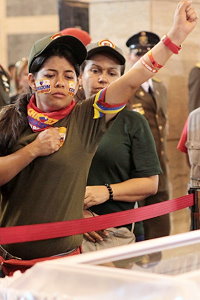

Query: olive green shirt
[0,96,106,259]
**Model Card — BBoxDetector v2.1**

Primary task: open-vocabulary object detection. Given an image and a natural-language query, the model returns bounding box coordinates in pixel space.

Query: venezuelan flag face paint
[68,80,76,96]
[35,79,51,93]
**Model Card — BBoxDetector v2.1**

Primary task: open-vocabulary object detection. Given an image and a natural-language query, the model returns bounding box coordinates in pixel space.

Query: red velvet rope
[0,194,194,245]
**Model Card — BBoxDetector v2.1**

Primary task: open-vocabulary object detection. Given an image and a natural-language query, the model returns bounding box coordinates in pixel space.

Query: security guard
[0,64,10,108]
[126,31,170,240]
[188,62,200,113]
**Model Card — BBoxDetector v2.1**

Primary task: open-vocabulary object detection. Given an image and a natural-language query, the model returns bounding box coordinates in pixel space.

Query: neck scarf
[27,95,75,132]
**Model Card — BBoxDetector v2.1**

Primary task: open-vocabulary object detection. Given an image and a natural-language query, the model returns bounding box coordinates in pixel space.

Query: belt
[0,245,21,260]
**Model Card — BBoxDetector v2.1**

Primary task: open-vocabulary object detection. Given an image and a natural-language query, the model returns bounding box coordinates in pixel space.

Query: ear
[79,75,82,87]
[74,78,80,94]
[27,73,36,91]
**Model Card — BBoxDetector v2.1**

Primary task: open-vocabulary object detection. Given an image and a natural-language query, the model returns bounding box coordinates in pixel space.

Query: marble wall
[0,0,59,65]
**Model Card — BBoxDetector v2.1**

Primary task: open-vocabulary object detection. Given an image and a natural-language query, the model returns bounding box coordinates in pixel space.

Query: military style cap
[28,33,87,72]
[86,39,126,65]
[60,27,91,46]
[126,31,160,56]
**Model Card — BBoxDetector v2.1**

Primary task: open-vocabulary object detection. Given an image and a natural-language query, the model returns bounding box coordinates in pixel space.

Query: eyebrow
[90,64,119,70]
[46,68,75,73]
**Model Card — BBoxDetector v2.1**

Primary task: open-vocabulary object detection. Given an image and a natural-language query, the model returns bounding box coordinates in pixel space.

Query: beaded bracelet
[104,183,113,201]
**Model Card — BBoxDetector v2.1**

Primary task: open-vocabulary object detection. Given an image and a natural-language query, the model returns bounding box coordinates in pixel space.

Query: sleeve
[93,88,126,119]
[188,67,200,113]
[177,119,188,153]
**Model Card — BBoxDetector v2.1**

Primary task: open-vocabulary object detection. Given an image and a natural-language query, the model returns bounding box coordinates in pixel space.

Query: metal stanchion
[190,188,200,230]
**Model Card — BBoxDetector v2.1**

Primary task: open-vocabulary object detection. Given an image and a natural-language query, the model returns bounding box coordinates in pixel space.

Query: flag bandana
[27,95,75,132]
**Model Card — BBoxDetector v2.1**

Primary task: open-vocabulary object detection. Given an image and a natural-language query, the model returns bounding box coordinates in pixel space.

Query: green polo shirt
[88,109,162,220]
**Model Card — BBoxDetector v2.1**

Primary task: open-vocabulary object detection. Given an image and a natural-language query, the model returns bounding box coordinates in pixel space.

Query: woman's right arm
[105,1,198,107]
[0,127,61,186]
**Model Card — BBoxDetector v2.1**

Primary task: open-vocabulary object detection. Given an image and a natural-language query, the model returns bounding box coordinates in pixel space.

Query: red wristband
[162,35,181,54]
[140,58,158,73]
[148,50,163,69]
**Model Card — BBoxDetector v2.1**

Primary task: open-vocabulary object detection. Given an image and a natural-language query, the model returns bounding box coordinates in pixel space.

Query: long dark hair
[0,46,80,155]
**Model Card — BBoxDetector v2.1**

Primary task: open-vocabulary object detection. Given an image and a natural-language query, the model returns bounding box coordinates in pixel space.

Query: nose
[98,72,109,84]
[55,77,65,88]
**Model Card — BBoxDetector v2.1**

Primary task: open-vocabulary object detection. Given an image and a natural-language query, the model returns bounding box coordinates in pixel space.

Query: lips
[52,92,66,98]
[93,87,104,93]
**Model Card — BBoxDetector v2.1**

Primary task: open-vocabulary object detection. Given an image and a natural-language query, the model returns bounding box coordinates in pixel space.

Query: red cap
[60,27,91,46]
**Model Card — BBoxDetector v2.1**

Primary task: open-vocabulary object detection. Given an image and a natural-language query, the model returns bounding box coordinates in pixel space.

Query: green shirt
[88,109,161,219]
[0,96,106,259]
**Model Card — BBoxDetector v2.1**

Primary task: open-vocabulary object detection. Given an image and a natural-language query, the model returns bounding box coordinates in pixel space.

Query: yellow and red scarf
[27,95,75,132]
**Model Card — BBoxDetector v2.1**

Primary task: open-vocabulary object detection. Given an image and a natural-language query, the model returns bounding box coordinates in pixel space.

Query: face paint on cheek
[35,79,51,93]
[68,81,76,96]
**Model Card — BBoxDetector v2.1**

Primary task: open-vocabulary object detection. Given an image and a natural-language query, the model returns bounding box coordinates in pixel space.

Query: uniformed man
[0,64,10,108]
[188,62,200,113]
[126,31,170,240]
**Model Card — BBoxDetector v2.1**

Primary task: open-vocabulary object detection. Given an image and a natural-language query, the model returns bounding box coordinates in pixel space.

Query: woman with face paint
[0,0,197,276]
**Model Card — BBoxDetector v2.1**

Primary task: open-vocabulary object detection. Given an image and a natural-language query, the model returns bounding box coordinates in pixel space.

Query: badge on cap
[139,32,148,46]
[98,39,116,49]
[50,33,62,40]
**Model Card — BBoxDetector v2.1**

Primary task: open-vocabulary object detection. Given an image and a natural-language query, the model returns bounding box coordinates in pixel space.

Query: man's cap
[86,39,126,65]
[28,33,87,72]
[126,31,160,56]
[60,27,91,46]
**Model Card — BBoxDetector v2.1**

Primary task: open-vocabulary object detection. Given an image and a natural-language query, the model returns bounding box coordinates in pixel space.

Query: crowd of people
[0,0,198,277]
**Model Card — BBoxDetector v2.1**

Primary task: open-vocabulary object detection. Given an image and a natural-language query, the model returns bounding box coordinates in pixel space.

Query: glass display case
[1,229,200,300]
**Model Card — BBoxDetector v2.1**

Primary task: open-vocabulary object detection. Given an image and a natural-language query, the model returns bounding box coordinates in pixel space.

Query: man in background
[188,63,200,113]
[126,31,170,240]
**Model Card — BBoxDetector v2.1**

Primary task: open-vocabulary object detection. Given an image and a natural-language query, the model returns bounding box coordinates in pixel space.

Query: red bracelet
[140,58,158,73]
[162,35,181,54]
[148,50,163,69]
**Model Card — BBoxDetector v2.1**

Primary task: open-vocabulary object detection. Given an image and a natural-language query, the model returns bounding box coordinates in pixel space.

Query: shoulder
[189,63,200,76]
[152,77,167,94]
[74,95,94,110]
[118,108,146,119]
[152,77,166,90]
[116,108,149,126]
[189,107,200,118]
[152,77,162,83]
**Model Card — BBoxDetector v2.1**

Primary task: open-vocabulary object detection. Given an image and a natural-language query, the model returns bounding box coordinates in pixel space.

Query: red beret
[60,27,91,46]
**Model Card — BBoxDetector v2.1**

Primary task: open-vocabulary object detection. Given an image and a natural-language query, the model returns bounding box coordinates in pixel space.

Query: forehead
[41,55,75,71]
[86,53,121,68]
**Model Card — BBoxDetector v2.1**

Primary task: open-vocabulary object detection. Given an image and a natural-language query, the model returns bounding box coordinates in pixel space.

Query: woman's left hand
[83,210,108,242]
[84,185,109,209]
